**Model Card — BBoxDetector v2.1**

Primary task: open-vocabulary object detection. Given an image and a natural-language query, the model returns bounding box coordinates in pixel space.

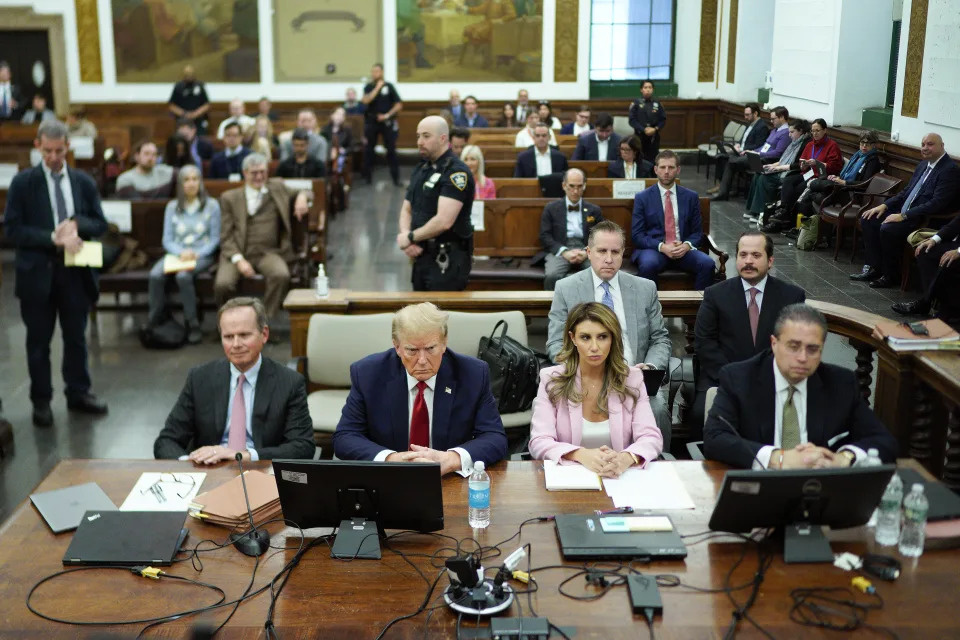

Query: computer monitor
[708,465,896,563]
[272,459,444,560]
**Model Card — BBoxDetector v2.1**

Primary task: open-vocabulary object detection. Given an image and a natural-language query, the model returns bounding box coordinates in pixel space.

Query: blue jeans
[148,255,214,325]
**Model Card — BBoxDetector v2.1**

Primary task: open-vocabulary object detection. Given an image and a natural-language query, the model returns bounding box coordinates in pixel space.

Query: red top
[475,177,497,200]
[800,136,843,175]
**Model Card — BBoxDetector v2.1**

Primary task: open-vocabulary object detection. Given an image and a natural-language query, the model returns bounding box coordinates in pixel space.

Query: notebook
[62,511,188,566]
[31,482,117,534]
[543,460,602,491]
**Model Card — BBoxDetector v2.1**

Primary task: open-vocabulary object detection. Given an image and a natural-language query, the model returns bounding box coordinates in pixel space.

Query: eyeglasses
[141,473,197,502]
[783,342,822,357]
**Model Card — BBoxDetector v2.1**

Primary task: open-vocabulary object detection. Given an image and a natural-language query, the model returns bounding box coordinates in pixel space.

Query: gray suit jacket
[547,268,672,369]
[154,357,315,460]
[280,131,329,164]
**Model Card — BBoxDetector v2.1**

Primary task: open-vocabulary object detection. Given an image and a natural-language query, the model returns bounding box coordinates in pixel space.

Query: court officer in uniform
[396,116,476,291]
[628,80,667,164]
[361,63,402,186]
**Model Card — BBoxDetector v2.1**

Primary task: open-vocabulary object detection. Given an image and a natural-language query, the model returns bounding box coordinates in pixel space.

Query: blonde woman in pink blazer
[529,302,662,477]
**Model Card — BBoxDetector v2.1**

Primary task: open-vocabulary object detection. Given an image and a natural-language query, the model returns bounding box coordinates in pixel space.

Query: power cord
[789,581,899,639]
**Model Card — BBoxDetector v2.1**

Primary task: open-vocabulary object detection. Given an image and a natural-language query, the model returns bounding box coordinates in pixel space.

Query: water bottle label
[904,506,927,521]
[469,487,489,508]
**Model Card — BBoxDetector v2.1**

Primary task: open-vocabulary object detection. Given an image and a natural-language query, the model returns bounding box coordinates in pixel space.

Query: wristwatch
[839,450,856,466]
[407,230,415,245]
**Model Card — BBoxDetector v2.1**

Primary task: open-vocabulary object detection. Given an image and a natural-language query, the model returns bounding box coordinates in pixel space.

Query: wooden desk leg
[909,380,948,479]
[850,339,874,401]
[942,406,960,490]
[289,311,309,361]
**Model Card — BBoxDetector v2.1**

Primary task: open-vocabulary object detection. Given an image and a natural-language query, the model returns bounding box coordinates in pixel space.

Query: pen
[595,506,633,516]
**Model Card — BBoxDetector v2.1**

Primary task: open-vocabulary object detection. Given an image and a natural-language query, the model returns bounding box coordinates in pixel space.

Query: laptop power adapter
[489,616,551,639]
[627,574,663,615]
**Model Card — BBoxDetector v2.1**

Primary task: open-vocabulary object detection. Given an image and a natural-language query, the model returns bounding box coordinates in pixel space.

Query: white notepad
[602,462,696,510]
[543,460,602,491]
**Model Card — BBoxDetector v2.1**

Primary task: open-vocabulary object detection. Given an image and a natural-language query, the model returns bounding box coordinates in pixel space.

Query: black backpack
[139,316,187,350]
[477,320,540,414]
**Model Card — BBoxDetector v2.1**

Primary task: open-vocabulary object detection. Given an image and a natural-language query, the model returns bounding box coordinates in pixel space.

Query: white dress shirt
[655,182,694,251]
[596,134,609,160]
[580,418,613,449]
[373,372,474,477]
[515,127,558,148]
[0,82,11,115]
[221,356,262,460]
[741,275,768,312]
[590,270,635,365]
[572,122,591,136]
[740,121,756,148]
[754,360,865,469]
[40,162,76,226]
[535,148,554,177]
[623,162,637,179]
[244,184,268,215]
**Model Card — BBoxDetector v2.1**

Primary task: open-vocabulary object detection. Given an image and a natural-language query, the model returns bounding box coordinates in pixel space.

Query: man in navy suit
[704,304,897,469]
[209,121,251,179]
[3,120,109,426]
[334,303,507,476]
[631,150,715,289]
[571,113,620,161]
[854,133,960,288]
[693,232,805,435]
[453,95,488,128]
[514,124,568,178]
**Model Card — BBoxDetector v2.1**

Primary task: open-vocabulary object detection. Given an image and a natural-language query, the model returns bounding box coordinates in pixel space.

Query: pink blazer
[528,364,663,465]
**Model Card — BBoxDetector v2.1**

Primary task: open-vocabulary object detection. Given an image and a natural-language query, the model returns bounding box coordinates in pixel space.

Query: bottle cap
[867,448,879,457]
[474,461,485,471]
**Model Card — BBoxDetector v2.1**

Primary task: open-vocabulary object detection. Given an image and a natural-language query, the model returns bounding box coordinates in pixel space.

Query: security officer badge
[450,172,468,191]
[652,102,659,111]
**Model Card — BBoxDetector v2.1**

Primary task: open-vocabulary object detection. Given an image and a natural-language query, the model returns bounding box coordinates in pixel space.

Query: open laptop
[555,514,687,560]
[744,150,766,173]
[30,482,117,534]
[62,511,189,566]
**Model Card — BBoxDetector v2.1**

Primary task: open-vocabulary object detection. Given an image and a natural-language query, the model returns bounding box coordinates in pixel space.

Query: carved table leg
[909,381,936,475]
[942,406,960,491]
[849,338,874,402]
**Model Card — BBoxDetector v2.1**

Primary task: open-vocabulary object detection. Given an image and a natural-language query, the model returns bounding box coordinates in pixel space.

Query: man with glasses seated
[703,304,896,469]
[333,302,507,476]
[535,168,604,291]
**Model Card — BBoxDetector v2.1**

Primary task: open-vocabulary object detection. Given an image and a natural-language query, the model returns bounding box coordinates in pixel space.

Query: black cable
[789,586,897,638]
[643,607,656,640]
[722,530,777,640]
[549,621,572,639]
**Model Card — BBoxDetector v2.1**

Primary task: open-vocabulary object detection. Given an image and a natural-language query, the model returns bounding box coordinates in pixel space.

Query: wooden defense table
[1,459,955,638]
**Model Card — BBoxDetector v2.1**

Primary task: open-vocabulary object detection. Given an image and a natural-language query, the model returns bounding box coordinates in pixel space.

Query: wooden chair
[818,173,901,261]
[697,121,744,180]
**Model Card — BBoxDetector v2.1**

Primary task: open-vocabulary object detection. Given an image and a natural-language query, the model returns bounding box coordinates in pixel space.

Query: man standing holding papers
[4,120,108,426]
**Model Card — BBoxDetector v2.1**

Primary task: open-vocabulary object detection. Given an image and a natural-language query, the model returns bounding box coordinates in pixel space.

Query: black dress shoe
[67,393,109,415]
[892,300,930,315]
[868,276,896,289]
[761,219,786,233]
[849,268,878,281]
[33,403,53,427]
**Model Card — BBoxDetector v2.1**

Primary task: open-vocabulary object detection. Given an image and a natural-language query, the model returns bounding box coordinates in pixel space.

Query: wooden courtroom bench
[468,196,727,291]
[485,160,609,179]
[478,144,577,162]
[492,177,658,198]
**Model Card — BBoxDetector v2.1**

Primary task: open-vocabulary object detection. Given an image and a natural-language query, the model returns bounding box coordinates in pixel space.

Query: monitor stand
[783,523,833,564]
[331,518,383,559]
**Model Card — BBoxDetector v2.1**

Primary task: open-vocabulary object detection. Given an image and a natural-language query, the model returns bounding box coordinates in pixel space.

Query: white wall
[833,0,892,125]
[891,0,960,151]
[0,0,592,104]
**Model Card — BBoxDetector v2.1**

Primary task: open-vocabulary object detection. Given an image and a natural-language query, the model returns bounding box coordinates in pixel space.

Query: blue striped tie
[600,281,615,311]
[902,165,932,212]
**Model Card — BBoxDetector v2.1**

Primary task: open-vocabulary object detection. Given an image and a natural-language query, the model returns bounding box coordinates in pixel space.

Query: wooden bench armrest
[704,234,729,278]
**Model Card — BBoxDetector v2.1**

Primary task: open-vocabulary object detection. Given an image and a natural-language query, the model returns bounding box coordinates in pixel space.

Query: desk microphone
[229,452,270,557]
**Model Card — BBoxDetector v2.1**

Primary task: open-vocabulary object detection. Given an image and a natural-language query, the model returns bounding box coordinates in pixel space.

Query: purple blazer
[529,365,663,465]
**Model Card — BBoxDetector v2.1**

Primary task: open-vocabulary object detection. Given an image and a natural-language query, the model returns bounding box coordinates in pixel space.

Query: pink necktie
[663,190,677,244]
[228,373,248,452]
[748,288,760,345]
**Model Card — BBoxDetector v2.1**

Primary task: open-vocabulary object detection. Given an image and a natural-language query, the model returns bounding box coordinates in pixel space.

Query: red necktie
[409,381,429,448]
[663,189,677,244]
[748,288,760,345]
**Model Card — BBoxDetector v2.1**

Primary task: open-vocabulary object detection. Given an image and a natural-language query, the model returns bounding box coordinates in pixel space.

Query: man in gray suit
[154,297,315,462]
[547,220,674,447]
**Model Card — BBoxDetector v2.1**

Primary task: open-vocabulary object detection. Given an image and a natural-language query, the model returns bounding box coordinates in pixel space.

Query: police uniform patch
[450,172,468,191]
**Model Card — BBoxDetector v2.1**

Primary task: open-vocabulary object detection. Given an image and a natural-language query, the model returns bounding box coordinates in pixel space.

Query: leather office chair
[686,386,717,460]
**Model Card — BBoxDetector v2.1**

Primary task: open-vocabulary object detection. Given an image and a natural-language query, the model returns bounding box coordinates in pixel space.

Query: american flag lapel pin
[445,387,452,394]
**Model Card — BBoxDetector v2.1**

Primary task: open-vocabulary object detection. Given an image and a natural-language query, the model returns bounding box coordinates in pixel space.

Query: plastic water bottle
[874,471,903,546]
[899,483,929,557]
[468,461,491,529]
[315,264,329,298]
[863,448,883,527]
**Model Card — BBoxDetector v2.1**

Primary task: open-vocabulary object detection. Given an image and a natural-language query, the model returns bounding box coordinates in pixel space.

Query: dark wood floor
[0,162,920,521]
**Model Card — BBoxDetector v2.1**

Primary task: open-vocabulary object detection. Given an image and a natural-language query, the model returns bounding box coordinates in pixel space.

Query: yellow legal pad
[163,254,197,274]
[64,241,103,268]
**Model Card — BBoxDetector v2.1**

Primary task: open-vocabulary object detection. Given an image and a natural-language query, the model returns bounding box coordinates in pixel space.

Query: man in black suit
[892,215,960,324]
[704,304,897,469]
[853,133,960,288]
[154,298,315,462]
[514,124,568,178]
[693,232,805,435]
[209,121,251,179]
[708,102,770,201]
[0,61,24,120]
[166,118,213,168]
[536,168,604,290]
[571,113,621,161]
[3,120,109,426]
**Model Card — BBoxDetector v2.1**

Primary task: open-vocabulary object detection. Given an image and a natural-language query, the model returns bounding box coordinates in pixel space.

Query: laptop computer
[898,468,960,521]
[31,482,117,534]
[555,514,687,560]
[744,150,765,172]
[62,511,189,566]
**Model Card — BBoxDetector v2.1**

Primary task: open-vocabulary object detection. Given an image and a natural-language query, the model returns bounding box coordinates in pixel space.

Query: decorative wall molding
[726,0,738,84]
[698,0,718,83]
[0,7,69,114]
[74,0,102,83]
[901,0,928,119]
[554,0,579,82]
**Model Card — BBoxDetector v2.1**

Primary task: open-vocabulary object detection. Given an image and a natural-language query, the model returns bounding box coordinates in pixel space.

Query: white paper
[612,179,649,199]
[543,460,602,491]
[71,136,95,160]
[120,472,206,511]
[601,461,695,510]
[471,200,485,231]
[101,200,132,232]
[283,178,313,193]
[803,169,815,181]
[0,163,18,189]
